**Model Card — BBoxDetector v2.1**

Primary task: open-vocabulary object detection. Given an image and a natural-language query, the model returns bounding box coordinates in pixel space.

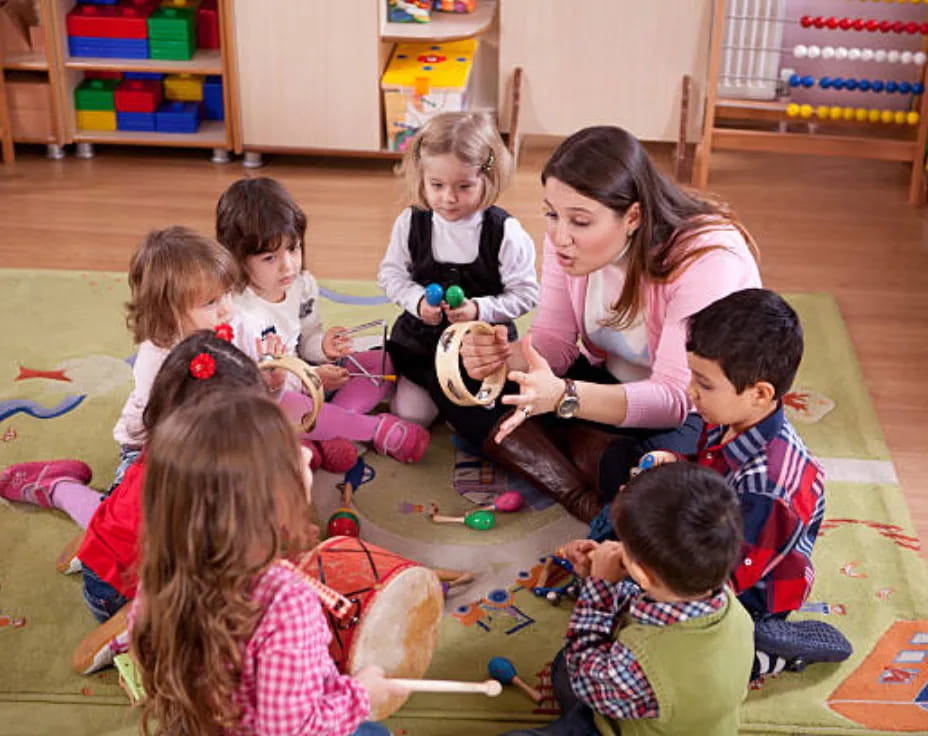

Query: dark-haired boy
[501,462,754,736]
[673,287,849,678]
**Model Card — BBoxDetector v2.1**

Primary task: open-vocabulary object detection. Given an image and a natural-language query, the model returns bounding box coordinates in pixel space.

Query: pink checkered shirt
[233,561,371,735]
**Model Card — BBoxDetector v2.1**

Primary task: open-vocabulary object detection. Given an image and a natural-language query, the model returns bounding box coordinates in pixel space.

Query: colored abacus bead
[858,79,871,91]
[886,80,898,92]
[822,46,836,60]
[826,17,839,29]
[793,44,808,58]
[887,50,900,63]
[816,105,830,120]
[845,78,859,90]
[800,14,813,28]
[807,45,821,59]
[880,109,893,123]
[855,108,869,121]
[839,17,853,30]
[789,73,801,87]
[866,19,880,32]
[813,16,826,28]
[892,20,905,33]
[894,111,906,124]
[905,21,919,34]
[842,106,856,120]
[914,83,925,94]
[874,49,887,62]
[900,51,913,64]
[836,46,850,60]
[878,20,892,33]
[445,284,465,309]
[830,106,844,120]
[898,81,911,94]
[914,52,927,65]
[786,103,800,117]
[871,80,884,92]
[425,282,444,307]
[819,76,832,89]
[832,77,846,89]
[907,111,920,125]
[852,18,866,31]
[799,104,813,118]
[860,48,874,61]
[802,75,815,88]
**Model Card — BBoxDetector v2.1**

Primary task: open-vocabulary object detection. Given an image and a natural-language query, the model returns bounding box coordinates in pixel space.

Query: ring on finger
[520,406,532,418]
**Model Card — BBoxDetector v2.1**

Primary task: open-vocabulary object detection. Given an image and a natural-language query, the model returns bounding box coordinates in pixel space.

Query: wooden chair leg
[506,66,523,167]
[675,74,692,183]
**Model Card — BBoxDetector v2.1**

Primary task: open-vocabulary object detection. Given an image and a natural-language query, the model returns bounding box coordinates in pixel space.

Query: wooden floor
[1,141,926,558]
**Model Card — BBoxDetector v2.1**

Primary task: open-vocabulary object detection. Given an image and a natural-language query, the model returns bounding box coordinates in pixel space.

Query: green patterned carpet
[1,270,926,735]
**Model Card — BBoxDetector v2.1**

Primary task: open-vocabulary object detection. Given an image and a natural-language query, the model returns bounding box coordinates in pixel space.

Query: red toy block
[66,2,154,40]
[85,70,123,80]
[197,0,220,49]
[115,78,163,113]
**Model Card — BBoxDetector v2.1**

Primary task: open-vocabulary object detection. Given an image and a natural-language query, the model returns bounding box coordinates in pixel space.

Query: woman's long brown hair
[132,393,317,735]
[542,126,758,330]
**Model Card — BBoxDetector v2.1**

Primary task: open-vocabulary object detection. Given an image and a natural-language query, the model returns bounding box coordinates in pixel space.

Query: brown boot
[562,424,640,501]
[482,415,603,523]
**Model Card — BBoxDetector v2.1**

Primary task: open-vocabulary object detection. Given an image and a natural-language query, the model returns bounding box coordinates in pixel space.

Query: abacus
[694,0,928,204]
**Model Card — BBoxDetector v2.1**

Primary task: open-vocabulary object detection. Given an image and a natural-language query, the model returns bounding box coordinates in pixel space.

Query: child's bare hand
[255,335,287,392]
[355,665,409,712]
[589,540,628,583]
[323,327,353,360]
[559,539,599,577]
[418,297,443,326]
[443,298,478,323]
[316,363,350,391]
[630,450,679,478]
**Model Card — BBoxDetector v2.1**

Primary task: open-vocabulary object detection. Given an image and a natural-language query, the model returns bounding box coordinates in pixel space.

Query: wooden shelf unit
[51,0,236,156]
[693,0,928,205]
[0,0,68,159]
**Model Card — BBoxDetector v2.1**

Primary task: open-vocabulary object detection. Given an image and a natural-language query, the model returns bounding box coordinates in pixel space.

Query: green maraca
[445,284,466,309]
[428,502,496,531]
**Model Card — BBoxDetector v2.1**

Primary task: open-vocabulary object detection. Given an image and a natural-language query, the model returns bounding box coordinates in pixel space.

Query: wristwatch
[555,379,580,419]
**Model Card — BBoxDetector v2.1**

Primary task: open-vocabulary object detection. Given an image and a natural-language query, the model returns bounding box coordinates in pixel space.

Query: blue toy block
[124,72,164,81]
[69,36,149,59]
[155,101,200,133]
[117,111,156,132]
[202,75,224,120]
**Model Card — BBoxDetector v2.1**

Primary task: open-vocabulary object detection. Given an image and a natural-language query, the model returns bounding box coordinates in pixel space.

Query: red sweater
[78,456,146,599]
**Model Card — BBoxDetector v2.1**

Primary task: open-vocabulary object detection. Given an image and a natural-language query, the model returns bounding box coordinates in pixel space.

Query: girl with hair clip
[378,111,539,427]
[131,392,405,736]
[216,176,430,467]
[2,331,272,675]
[454,126,761,524]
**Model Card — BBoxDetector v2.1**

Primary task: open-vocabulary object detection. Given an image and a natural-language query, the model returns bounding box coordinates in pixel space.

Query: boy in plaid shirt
[501,462,754,736]
[654,288,850,678]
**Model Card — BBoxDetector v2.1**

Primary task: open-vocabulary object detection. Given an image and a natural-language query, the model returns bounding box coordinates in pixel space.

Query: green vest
[593,588,753,736]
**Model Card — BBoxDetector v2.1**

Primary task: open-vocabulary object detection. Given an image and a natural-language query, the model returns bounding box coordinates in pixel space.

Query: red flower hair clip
[214,323,234,342]
[189,353,216,380]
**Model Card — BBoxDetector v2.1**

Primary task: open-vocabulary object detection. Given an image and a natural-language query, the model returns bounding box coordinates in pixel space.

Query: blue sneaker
[754,618,852,669]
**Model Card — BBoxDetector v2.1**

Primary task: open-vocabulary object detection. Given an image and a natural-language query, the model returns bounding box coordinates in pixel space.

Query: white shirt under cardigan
[377,207,539,323]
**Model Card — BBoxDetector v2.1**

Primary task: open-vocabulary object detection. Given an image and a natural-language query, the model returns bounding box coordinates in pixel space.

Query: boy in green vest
[501,462,753,736]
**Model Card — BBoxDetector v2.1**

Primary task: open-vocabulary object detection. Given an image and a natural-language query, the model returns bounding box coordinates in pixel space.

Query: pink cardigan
[528,226,761,429]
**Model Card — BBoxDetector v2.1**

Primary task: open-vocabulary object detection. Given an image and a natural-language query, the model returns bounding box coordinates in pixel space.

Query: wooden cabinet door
[232,0,382,151]
[498,0,712,142]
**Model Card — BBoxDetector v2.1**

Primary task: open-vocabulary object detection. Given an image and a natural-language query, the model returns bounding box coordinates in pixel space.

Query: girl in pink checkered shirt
[129,391,405,736]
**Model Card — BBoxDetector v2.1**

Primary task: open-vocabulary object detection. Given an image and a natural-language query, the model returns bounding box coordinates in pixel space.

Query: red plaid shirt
[695,403,825,617]
[233,562,370,735]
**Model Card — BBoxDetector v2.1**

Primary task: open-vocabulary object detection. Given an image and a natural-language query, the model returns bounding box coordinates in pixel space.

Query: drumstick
[387,678,502,697]
[347,373,397,381]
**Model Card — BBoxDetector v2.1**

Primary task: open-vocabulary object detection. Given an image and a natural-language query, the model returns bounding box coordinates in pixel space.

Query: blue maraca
[488,656,542,703]
[425,283,444,307]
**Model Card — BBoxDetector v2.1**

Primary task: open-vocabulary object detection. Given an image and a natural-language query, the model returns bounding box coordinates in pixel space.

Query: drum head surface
[348,566,443,720]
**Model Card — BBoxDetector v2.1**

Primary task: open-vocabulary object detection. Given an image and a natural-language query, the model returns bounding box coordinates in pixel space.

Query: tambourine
[258,355,324,432]
[434,321,506,407]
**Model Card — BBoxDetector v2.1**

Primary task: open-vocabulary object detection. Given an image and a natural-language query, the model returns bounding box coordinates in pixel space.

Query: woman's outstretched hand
[494,340,566,443]
[460,323,512,380]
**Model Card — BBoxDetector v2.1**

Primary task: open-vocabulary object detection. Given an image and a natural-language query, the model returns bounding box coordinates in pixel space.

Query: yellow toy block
[164,73,204,102]
[76,109,116,131]
[381,39,477,152]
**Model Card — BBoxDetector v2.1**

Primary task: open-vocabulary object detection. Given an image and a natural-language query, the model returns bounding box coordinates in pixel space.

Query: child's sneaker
[754,617,852,669]
[56,532,85,575]
[373,415,429,464]
[0,460,92,508]
[72,603,130,674]
[318,438,358,474]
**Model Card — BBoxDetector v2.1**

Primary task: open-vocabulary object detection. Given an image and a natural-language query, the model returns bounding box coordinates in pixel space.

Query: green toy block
[147,7,196,41]
[149,36,197,61]
[74,78,119,111]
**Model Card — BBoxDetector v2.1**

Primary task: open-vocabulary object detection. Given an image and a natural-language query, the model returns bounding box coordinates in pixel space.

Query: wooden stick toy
[388,678,501,697]
[347,372,397,381]
[431,567,476,588]
[428,502,496,531]
[487,656,543,703]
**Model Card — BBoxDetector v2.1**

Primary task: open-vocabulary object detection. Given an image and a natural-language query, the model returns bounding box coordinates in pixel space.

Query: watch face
[557,396,580,418]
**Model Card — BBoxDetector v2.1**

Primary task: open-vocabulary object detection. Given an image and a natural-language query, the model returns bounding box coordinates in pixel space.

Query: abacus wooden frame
[693,0,928,205]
